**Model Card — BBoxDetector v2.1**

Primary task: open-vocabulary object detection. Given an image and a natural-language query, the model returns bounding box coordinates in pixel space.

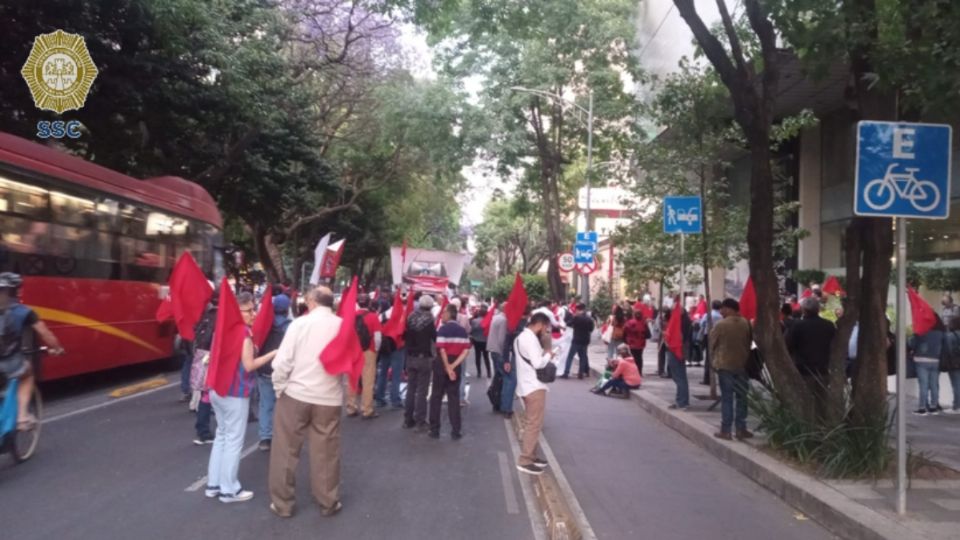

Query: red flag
[503,273,528,331]
[822,275,845,296]
[319,277,365,391]
[663,299,684,360]
[908,287,938,336]
[481,301,497,337]
[739,277,757,321]
[800,288,813,299]
[320,239,345,279]
[382,291,405,340]
[436,296,449,329]
[155,252,212,341]
[252,284,274,349]
[694,299,707,319]
[206,278,248,396]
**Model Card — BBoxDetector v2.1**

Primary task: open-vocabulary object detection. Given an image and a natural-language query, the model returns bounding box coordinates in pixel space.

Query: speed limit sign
[558,252,576,272]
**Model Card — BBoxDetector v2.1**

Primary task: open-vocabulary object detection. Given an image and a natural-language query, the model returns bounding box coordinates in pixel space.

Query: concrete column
[798,124,822,270]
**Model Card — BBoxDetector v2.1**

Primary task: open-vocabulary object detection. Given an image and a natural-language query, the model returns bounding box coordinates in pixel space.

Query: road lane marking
[185,442,260,492]
[498,451,520,515]
[108,377,169,398]
[503,418,547,540]
[535,429,597,540]
[43,382,179,424]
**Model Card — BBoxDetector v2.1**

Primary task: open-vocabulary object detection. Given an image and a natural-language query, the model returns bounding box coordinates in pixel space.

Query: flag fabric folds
[908,287,938,336]
[435,295,449,329]
[320,239,346,280]
[503,273,528,331]
[822,275,845,296]
[381,290,406,348]
[319,277,365,392]
[481,301,497,337]
[252,284,274,349]
[800,288,813,299]
[206,278,248,396]
[309,233,332,286]
[739,277,757,321]
[155,252,212,341]
[663,299,684,360]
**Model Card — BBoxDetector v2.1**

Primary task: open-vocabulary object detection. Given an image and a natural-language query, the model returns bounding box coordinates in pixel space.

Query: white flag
[309,233,332,286]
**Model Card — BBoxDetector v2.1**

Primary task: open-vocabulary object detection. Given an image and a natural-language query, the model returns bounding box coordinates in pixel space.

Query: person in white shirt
[513,312,554,476]
[269,286,344,518]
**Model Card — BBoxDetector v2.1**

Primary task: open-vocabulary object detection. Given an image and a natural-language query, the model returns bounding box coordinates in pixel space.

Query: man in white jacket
[513,312,554,475]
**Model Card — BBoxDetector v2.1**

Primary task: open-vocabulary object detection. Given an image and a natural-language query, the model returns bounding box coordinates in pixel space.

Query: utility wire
[637,5,675,62]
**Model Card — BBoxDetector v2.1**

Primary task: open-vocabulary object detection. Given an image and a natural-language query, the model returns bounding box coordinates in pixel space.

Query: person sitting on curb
[592,344,642,397]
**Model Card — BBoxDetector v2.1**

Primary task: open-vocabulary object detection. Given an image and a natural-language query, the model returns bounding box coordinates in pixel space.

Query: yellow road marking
[109,377,169,398]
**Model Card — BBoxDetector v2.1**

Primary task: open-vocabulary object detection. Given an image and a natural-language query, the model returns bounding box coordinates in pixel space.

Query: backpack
[258,318,291,376]
[564,308,574,327]
[193,308,217,351]
[0,304,32,359]
[355,310,372,350]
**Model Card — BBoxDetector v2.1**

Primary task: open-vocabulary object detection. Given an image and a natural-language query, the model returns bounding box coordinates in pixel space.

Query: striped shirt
[437,321,471,359]
[227,333,256,398]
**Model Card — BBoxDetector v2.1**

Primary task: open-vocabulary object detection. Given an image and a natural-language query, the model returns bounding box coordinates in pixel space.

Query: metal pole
[583,90,594,306]
[896,217,907,515]
[680,233,685,310]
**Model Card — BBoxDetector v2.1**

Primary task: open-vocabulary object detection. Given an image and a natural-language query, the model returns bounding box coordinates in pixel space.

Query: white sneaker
[219,490,254,503]
[204,487,220,498]
[945,408,960,415]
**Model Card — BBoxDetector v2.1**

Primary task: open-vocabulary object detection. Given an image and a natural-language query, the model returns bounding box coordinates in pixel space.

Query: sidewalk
[585,340,960,540]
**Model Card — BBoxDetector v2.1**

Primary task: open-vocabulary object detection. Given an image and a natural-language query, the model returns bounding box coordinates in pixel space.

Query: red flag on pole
[155,252,212,341]
[908,287,938,336]
[319,277,365,391]
[206,278,248,396]
[663,299,684,360]
[436,295,449,329]
[320,240,345,279]
[503,273,528,331]
[739,277,757,321]
[800,288,813,299]
[252,284,274,349]
[822,275,845,296]
[481,301,497,337]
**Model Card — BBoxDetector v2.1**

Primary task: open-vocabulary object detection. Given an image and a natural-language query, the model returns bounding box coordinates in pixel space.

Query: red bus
[0,132,223,380]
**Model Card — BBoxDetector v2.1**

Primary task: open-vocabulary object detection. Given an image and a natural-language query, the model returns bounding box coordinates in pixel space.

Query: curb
[590,366,922,540]
[508,409,590,540]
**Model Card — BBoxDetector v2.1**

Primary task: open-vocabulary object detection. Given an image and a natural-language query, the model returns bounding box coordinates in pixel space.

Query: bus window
[96,198,120,233]
[0,176,49,219]
[119,204,147,237]
[51,191,96,228]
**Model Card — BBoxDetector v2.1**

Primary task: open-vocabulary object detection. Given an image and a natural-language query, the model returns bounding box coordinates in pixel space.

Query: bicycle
[0,348,45,463]
[864,163,941,212]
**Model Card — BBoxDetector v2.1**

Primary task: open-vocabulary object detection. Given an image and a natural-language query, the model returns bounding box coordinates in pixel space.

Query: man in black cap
[709,298,753,441]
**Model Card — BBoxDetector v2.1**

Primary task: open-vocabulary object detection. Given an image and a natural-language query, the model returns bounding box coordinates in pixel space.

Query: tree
[473,196,552,277]
[413,0,643,300]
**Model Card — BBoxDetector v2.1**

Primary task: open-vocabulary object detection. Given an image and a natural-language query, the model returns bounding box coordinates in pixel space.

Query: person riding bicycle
[0,273,65,430]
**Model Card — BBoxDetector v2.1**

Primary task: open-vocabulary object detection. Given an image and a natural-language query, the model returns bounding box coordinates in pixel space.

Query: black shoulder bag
[514,337,557,383]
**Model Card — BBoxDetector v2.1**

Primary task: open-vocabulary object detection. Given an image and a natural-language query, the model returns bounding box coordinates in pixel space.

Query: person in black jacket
[402,295,437,432]
[786,297,835,419]
[562,304,595,379]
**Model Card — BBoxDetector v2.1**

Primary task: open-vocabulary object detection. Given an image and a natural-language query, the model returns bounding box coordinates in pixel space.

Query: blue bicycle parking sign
[855,121,952,219]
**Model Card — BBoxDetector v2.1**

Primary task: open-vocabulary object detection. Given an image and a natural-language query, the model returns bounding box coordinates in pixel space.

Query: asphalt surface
[0,374,534,540]
[543,376,836,540]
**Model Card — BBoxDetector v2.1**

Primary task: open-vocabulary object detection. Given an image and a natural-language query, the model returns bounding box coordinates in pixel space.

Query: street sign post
[663,196,702,305]
[854,120,952,516]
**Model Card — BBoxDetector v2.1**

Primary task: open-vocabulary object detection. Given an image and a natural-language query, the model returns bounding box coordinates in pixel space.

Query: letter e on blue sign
[854,121,952,219]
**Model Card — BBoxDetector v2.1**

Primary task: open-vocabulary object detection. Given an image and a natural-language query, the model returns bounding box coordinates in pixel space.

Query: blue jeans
[207,391,250,496]
[195,399,212,439]
[375,348,404,407]
[494,352,516,413]
[916,362,940,410]
[257,375,276,441]
[606,339,623,360]
[599,378,638,393]
[718,370,748,433]
[667,350,689,408]
[564,343,590,376]
[179,350,191,395]
[949,370,960,410]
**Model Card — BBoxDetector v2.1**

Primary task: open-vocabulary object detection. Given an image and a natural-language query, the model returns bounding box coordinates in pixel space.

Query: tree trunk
[251,223,285,284]
[827,219,864,426]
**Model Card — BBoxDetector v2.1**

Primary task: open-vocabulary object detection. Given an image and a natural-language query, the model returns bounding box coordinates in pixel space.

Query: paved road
[543,376,837,540]
[0,378,535,540]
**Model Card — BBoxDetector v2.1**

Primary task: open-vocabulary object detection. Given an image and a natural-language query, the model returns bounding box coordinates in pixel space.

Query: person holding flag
[908,288,945,416]
[268,286,345,517]
[204,286,277,504]
[663,298,693,410]
[375,289,410,409]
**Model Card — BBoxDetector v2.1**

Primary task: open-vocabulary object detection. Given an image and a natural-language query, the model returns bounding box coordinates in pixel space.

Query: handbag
[189,349,210,392]
[601,322,613,344]
[514,339,557,383]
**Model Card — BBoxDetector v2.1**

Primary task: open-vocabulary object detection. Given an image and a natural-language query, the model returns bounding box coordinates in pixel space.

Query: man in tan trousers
[345,294,382,419]
[269,286,344,518]
[513,312,555,476]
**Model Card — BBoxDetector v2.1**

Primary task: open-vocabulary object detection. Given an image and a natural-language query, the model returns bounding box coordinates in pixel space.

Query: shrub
[489,273,549,302]
[793,269,825,287]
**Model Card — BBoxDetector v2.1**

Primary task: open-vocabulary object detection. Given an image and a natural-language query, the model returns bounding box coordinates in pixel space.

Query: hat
[419,295,435,309]
[273,293,291,314]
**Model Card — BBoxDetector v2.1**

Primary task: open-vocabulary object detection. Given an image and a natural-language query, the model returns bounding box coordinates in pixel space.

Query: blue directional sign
[855,121,952,219]
[573,241,595,264]
[663,196,702,234]
[576,231,598,249]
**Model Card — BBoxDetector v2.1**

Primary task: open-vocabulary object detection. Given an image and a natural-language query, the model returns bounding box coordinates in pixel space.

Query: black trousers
[657,344,667,375]
[473,340,491,377]
[404,354,433,426]
[428,361,462,436]
[630,348,644,375]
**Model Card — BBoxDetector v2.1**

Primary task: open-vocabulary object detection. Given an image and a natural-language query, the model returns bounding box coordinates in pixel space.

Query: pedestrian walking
[709,299,753,440]
[786,297,836,421]
[403,295,437,432]
[591,344,641,397]
[605,305,627,359]
[562,303,594,379]
[941,317,960,414]
[908,315,946,416]
[514,312,554,476]
[664,304,692,410]
[470,305,491,378]
[256,293,291,451]
[488,302,515,417]
[268,286,344,517]
[346,294,382,419]
[206,292,276,504]
[430,304,471,439]
[623,309,649,375]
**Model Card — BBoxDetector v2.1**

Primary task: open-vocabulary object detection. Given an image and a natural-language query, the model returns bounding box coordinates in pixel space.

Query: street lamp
[509,86,594,304]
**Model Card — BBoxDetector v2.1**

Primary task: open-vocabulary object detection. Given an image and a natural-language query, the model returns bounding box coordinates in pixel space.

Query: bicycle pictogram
[863,163,941,213]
